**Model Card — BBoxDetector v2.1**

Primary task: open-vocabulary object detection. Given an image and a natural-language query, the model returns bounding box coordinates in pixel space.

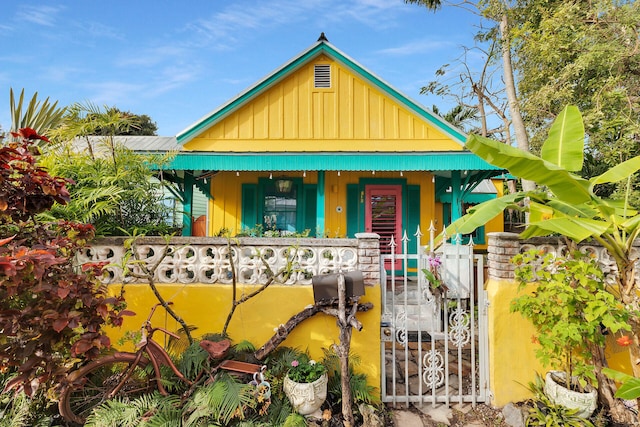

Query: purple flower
[291,360,299,367]
[427,255,441,268]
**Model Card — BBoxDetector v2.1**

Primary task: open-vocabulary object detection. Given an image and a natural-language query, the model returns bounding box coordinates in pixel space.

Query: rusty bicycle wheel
[58,353,156,425]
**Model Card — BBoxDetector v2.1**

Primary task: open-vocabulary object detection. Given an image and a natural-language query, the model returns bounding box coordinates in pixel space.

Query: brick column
[487,232,520,280]
[355,233,380,286]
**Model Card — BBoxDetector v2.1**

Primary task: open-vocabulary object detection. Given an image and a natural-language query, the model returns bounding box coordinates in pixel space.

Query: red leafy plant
[0,128,131,396]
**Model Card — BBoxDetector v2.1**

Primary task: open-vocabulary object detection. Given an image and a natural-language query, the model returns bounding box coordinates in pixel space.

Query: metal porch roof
[165,152,502,173]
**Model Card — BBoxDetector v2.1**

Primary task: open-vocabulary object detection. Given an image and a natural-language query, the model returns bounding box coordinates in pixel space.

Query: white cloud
[117,45,187,68]
[377,39,453,56]
[147,66,201,96]
[84,81,145,106]
[76,21,124,41]
[15,5,64,27]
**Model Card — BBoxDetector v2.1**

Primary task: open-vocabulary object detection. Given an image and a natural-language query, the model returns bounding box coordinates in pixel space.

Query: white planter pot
[283,373,328,416]
[544,371,597,418]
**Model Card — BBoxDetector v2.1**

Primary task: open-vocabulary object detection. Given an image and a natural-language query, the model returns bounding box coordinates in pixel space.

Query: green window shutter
[346,184,360,237]
[406,185,421,237]
[241,184,257,230]
[303,184,317,234]
[406,185,421,272]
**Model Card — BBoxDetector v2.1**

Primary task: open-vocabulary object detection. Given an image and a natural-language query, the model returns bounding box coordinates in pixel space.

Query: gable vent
[314,64,331,88]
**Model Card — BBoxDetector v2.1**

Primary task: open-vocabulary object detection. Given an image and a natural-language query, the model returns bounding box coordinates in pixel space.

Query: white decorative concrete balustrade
[78,234,381,286]
[487,232,640,284]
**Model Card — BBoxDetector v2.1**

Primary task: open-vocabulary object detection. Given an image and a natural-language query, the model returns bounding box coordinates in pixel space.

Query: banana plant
[444,106,640,303]
[440,105,640,420]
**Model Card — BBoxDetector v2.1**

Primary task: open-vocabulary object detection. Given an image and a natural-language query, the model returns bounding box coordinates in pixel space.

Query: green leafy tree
[513,0,640,161]
[408,0,640,200]
[42,103,178,236]
[443,105,640,423]
[92,107,158,136]
[512,0,640,205]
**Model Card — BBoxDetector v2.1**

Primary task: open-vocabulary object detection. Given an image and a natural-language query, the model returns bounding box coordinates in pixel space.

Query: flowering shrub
[511,249,630,388]
[287,358,326,383]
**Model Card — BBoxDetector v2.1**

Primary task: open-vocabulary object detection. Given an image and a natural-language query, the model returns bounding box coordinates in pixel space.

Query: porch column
[450,170,463,221]
[182,172,194,236]
[316,171,325,237]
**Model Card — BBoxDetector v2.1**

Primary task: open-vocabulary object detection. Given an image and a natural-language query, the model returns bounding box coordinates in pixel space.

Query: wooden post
[336,272,356,427]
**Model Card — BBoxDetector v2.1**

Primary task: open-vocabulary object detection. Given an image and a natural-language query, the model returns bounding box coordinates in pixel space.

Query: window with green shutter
[242,179,316,235]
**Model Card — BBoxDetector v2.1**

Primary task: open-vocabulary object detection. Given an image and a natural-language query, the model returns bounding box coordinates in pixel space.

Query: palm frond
[176,340,210,381]
[232,339,257,356]
[167,325,199,357]
[184,372,256,426]
[322,347,379,405]
[84,392,181,427]
[9,88,66,136]
[264,392,295,426]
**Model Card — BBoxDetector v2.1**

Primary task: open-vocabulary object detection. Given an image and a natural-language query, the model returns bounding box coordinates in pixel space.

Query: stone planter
[283,373,328,416]
[544,371,597,418]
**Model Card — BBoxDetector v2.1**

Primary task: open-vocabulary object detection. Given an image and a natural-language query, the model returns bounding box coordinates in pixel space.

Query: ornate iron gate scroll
[380,224,490,407]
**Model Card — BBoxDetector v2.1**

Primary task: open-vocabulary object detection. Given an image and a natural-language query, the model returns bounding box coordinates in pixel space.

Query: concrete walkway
[390,402,525,427]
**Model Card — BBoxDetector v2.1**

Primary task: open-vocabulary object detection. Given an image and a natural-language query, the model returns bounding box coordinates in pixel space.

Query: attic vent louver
[314,64,331,88]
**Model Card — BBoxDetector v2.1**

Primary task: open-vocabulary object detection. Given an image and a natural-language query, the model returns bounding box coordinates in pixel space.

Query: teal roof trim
[176,40,466,145]
[164,152,502,172]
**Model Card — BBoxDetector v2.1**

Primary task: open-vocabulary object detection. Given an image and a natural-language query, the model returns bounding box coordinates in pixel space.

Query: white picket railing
[380,224,490,407]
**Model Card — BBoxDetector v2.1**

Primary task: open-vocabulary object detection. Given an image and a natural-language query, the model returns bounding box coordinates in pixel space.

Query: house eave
[163,151,502,174]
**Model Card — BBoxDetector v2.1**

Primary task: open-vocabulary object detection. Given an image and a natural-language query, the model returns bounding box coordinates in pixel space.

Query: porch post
[450,170,463,221]
[182,172,194,236]
[316,171,325,237]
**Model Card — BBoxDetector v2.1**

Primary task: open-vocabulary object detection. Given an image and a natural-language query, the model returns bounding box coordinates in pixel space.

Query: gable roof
[177,35,466,146]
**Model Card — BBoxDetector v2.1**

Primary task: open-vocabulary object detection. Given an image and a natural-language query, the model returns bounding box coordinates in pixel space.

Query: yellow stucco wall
[487,278,544,406]
[108,283,382,392]
[487,276,633,406]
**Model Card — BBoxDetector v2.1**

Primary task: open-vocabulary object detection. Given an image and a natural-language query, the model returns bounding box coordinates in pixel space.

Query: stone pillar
[487,232,520,280]
[355,233,380,286]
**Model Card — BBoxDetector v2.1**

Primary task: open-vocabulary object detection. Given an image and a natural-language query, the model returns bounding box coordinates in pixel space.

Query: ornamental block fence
[486,232,640,282]
[80,233,381,287]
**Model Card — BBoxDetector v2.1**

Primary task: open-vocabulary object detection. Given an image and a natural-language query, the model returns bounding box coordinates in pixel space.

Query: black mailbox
[312,270,365,303]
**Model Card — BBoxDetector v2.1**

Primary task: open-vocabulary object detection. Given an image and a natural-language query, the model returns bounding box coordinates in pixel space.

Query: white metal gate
[380,224,490,407]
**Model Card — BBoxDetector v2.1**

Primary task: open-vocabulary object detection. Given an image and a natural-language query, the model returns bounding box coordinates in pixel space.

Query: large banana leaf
[540,105,584,172]
[545,199,599,219]
[465,134,592,204]
[590,156,640,188]
[441,193,525,241]
[520,216,611,242]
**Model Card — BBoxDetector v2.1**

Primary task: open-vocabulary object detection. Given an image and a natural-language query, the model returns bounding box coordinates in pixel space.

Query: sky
[0,0,487,137]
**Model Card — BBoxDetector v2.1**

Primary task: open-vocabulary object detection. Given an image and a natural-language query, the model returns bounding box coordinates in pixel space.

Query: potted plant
[283,356,328,416]
[511,248,630,418]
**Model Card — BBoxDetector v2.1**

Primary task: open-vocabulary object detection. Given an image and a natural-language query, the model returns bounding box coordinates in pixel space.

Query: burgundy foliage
[0,128,131,396]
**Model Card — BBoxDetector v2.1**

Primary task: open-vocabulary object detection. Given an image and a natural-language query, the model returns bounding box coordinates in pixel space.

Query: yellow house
[100,34,508,401]
[167,33,504,250]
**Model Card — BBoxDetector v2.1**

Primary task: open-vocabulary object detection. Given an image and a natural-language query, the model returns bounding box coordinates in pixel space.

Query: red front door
[365,185,402,268]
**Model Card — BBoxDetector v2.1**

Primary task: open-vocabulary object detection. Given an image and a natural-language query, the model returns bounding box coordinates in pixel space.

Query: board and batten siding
[183,55,460,153]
